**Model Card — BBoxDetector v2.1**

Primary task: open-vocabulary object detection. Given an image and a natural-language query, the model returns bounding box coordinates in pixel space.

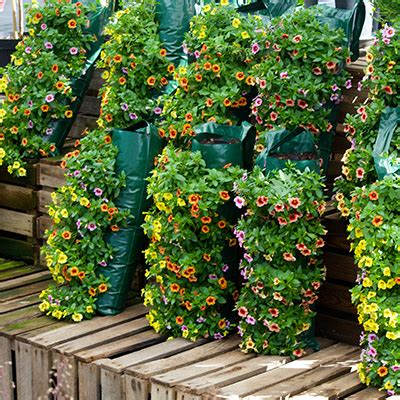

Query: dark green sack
[256,127,321,174]
[192,121,256,170]
[236,0,297,18]
[97,122,164,315]
[313,0,366,61]
[373,107,400,180]
[156,0,196,66]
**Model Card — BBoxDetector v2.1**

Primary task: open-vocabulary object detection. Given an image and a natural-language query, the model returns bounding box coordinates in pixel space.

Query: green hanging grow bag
[96,122,164,315]
[373,107,400,180]
[156,0,196,66]
[192,121,256,170]
[256,127,321,174]
[236,0,297,18]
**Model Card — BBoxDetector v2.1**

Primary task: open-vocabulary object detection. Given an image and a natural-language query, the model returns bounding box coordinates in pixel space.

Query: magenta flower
[45,94,55,103]
[251,43,260,54]
[234,196,245,209]
[244,253,253,263]
[121,103,129,111]
[94,188,103,196]
[98,260,107,267]
[25,47,32,54]
[246,315,256,325]
[41,23,47,30]
[345,80,352,89]
[153,107,162,115]
[214,332,224,340]
[194,50,200,59]
[69,47,78,55]
[45,42,53,49]
[46,128,53,135]
[280,71,289,79]
[129,112,138,120]
[87,222,97,231]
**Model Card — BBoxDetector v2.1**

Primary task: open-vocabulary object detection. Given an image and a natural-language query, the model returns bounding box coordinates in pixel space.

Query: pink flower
[345,79,352,89]
[296,243,306,251]
[87,222,97,231]
[270,111,278,121]
[45,94,55,103]
[312,281,321,290]
[41,23,47,30]
[274,203,284,212]
[289,197,301,208]
[289,214,299,223]
[259,79,266,89]
[383,26,395,38]
[269,323,280,332]
[312,67,322,75]
[283,252,296,262]
[234,196,245,209]
[256,196,268,207]
[356,167,365,179]
[246,315,256,325]
[69,47,78,55]
[254,97,263,107]
[251,43,260,54]
[238,307,248,318]
[286,99,295,107]
[280,71,289,79]
[297,99,308,109]
[268,308,279,317]
[94,187,103,196]
[278,217,287,226]
[292,34,302,43]
[316,239,325,248]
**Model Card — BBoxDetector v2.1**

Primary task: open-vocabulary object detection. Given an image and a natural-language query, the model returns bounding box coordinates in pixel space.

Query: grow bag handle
[267,126,306,153]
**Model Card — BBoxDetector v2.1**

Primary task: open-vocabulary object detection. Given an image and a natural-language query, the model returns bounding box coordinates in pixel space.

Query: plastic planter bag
[256,127,321,174]
[236,0,297,19]
[97,122,164,315]
[192,121,256,170]
[373,107,400,180]
[313,0,366,61]
[44,0,115,151]
[156,0,196,66]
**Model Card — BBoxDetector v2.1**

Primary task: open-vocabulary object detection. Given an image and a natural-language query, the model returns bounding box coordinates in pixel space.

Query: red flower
[297,100,308,109]
[269,323,280,332]
[289,197,301,208]
[278,217,287,226]
[286,99,295,107]
[312,67,322,75]
[238,307,248,318]
[269,111,278,121]
[283,252,296,262]
[274,203,284,212]
[369,191,379,201]
[256,196,268,207]
[316,239,325,248]
[326,61,337,70]
[382,86,393,95]
[268,308,279,317]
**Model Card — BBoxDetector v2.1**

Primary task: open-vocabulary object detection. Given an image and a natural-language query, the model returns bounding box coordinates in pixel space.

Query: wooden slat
[318,282,356,315]
[36,215,52,239]
[0,293,41,314]
[0,164,37,186]
[0,183,36,211]
[37,189,53,213]
[345,386,387,399]
[324,251,357,283]
[70,114,98,138]
[316,314,361,345]
[0,304,43,328]
[0,259,25,271]
[79,95,101,116]
[0,264,43,282]
[0,208,34,236]
[244,350,360,399]
[215,343,357,398]
[0,236,35,262]
[0,270,50,295]
[293,371,365,399]
[37,162,65,188]
[0,336,14,400]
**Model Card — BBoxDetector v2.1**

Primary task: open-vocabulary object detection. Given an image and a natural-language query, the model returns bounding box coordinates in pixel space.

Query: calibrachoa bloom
[96,1,171,130]
[249,8,350,153]
[233,165,326,356]
[348,178,400,395]
[158,3,264,145]
[0,0,96,176]
[142,147,243,340]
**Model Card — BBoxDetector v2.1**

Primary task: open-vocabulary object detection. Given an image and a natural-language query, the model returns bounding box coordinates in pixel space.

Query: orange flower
[111,225,120,232]
[70,267,79,276]
[203,253,211,262]
[100,204,108,212]
[10,126,18,134]
[41,104,50,113]
[203,62,212,70]
[55,81,65,90]
[179,77,188,87]
[238,97,247,106]
[206,296,216,306]
[223,98,231,107]
[218,277,227,289]
[65,110,73,118]
[130,62,137,69]
[113,54,122,63]
[34,12,43,20]
[78,271,86,280]
[377,366,388,377]
[167,64,175,73]
[60,160,67,169]
[169,128,177,139]
[21,138,28,146]
[201,225,210,234]
[7,94,15,102]
[201,216,212,224]
[235,71,245,80]
[245,76,255,85]
[158,128,166,138]
[205,98,213,107]
[119,77,126,85]
[195,74,203,82]
[218,220,226,229]
[98,283,108,293]
[218,319,226,329]
[160,77,168,85]
[51,64,59,73]
[219,191,230,201]
[159,49,167,57]
[50,145,56,153]
[185,301,192,311]
[89,287,96,297]
[372,215,383,227]
[68,19,77,29]
[104,135,112,144]
[188,194,200,204]
[185,113,193,122]
[176,316,184,325]
[395,277,400,285]
[23,109,31,116]
[62,231,71,240]
[170,283,180,292]
[369,191,379,201]
[37,71,43,78]
[147,76,156,86]
[105,114,113,122]
[212,64,220,73]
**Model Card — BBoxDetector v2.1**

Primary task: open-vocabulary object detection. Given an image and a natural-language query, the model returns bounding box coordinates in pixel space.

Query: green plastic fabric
[45,0,114,150]
[236,0,297,18]
[256,127,321,174]
[156,0,196,66]
[97,122,164,315]
[373,107,400,180]
[313,0,366,61]
[192,121,256,170]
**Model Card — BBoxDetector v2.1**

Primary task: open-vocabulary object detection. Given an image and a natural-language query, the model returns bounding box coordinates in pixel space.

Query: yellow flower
[163,193,173,201]
[72,313,83,322]
[362,277,372,288]
[355,228,363,238]
[15,58,23,66]
[18,168,26,177]
[363,319,379,332]
[86,306,94,314]
[0,148,5,158]
[12,161,20,169]
[182,329,189,338]
[387,279,396,289]
[198,31,206,39]
[367,291,376,299]
[58,252,68,264]
[241,31,250,39]
[60,209,69,218]
[384,381,393,391]
[378,280,387,290]
[177,198,186,207]
[341,207,350,217]
[335,193,344,202]
[383,267,391,277]
[101,70,110,80]
[39,301,50,312]
[221,0,229,5]
[80,197,90,207]
[203,4,211,12]
[0,108,6,118]
[52,310,63,319]
[179,66,187,75]
[364,257,373,267]
[232,18,241,28]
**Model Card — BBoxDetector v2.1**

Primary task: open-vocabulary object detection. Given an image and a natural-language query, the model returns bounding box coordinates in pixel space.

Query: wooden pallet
[0,259,387,400]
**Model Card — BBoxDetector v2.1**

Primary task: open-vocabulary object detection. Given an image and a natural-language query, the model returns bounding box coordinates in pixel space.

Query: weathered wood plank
[0,264,42,282]
[0,164,37,186]
[0,237,35,262]
[0,183,36,211]
[0,336,14,400]
[79,361,101,400]
[0,260,26,272]
[318,282,356,315]
[0,293,41,314]
[37,189,53,214]
[0,304,42,328]
[70,114,98,138]
[324,251,357,283]
[0,208,34,236]
[37,163,65,189]
[0,273,51,300]
[80,96,101,116]
[316,314,361,346]
[15,341,33,400]
[345,386,387,399]
[36,215,52,239]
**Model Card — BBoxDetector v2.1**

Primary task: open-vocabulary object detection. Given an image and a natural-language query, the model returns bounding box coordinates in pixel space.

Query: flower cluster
[97,0,172,129]
[0,0,96,176]
[158,2,264,145]
[233,165,326,356]
[249,7,350,152]
[348,178,400,395]
[39,131,129,321]
[142,146,244,341]
[334,22,399,206]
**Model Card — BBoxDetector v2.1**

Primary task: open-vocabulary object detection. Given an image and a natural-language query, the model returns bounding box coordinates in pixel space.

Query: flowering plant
[0,0,96,176]
[233,165,326,356]
[97,0,172,130]
[142,146,243,340]
[334,22,399,203]
[158,2,264,145]
[347,177,400,395]
[249,7,350,152]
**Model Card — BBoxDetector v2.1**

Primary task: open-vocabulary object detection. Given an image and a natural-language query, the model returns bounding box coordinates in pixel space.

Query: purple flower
[331,84,339,92]
[121,103,129,111]
[25,47,32,54]
[48,295,53,302]
[391,365,400,372]
[234,196,245,209]
[246,315,256,325]
[208,274,217,280]
[153,107,162,115]
[45,128,53,136]
[27,120,34,129]
[222,264,229,272]
[73,170,81,177]
[367,347,377,357]
[76,219,81,229]
[214,332,224,340]
[45,94,54,103]
[194,50,200,59]
[253,97,263,107]
[162,295,168,305]
[251,43,260,54]
[280,71,289,79]
[98,260,107,267]
[87,222,97,231]
[345,79,352,89]
[69,47,78,55]
[368,334,377,343]
[357,81,363,92]
[242,172,247,181]
[121,67,128,74]
[45,42,53,50]
[237,326,243,337]
[80,183,87,191]
[382,37,391,45]
[94,188,103,196]
[181,325,188,331]
[28,100,33,107]
[330,94,339,101]
[41,23,47,30]
[129,113,138,120]
[244,253,253,263]
[197,317,206,323]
